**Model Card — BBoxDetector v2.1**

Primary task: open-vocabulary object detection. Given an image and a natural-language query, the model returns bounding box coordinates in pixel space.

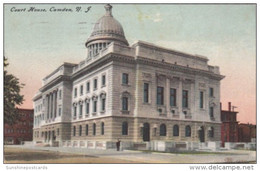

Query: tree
[4,57,24,125]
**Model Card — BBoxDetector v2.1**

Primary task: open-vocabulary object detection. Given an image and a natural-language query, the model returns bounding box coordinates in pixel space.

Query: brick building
[33,4,224,148]
[238,123,256,142]
[220,102,239,146]
[4,108,34,145]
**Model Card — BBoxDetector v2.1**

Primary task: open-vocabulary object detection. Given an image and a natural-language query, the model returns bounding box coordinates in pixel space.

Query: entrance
[143,123,150,142]
[199,126,205,142]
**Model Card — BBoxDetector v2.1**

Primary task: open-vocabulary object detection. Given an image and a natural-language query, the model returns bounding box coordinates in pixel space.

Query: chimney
[228,102,231,111]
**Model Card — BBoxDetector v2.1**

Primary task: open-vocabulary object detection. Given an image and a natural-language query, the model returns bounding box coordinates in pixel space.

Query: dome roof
[85,4,129,47]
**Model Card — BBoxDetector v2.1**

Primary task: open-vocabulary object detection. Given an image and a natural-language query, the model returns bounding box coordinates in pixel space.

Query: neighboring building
[220,102,239,146]
[4,108,34,145]
[238,123,256,142]
[33,4,224,147]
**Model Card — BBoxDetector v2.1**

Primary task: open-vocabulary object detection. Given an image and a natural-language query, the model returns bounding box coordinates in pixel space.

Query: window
[209,87,214,97]
[73,126,76,136]
[57,128,60,136]
[101,98,106,111]
[85,101,89,115]
[160,124,167,136]
[80,85,83,95]
[173,125,179,136]
[85,124,88,136]
[122,97,128,111]
[59,90,62,99]
[102,75,106,86]
[79,104,83,117]
[58,107,61,116]
[79,125,82,136]
[86,82,90,92]
[101,122,105,135]
[210,107,214,118]
[122,73,129,84]
[143,83,149,103]
[185,125,191,137]
[93,100,97,113]
[122,122,128,135]
[73,106,77,117]
[170,88,177,106]
[74,88,77,98]
[94,79,97,90]
[157,87,164,105]
[200,91,204,108]
[182,90,188,108]
[93,123,96,135]
[209,127,214,138]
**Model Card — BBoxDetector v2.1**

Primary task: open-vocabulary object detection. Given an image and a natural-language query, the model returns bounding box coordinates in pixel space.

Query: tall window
[185,125,191,137]
[122,73,129,84]
[85,124,88,136]
[209,87,214,97]
[94,79,97,90]
[93,123,96,135]
[101,98,106,111]
[79,125,82,136]
[80,85,83,95]
[79,104,83,117]
[58,107,61,116]
[122,97,128,111]
[160,124,167,136]
[101,122,105,135]
[73,106,77,117]
[73,126,76,136]
[86,82,90,92]
[93,100,97,113]
[122,122,128,135]
[143,83,149,103]
[210,107,214,118]
[173,125,179,136]
[182,90,188,108]
[200,91,204,108]
[102,75,106,86]
[74,88,77,98]
[157,87,164,105]
[170,88,177,106]
[85,101,89,115]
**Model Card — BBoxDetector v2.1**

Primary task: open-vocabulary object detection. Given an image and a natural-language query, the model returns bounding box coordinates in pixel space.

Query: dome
[85,4,129,47]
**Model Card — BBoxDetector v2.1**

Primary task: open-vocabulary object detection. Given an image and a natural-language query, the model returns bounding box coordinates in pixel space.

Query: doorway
[143,123,150,142]
[199,126,205,142]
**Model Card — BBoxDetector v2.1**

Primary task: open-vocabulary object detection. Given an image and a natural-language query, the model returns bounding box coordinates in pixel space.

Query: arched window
[73,126,76,136]
[185,125,191,137]
[160,124,167,136]
[101,122,105,135]
[208,127,214,138]
[122,122,128,135]
[93,123,96,135]
[173,125,179,136]
[85,124,88,136]
[79,125,82,136]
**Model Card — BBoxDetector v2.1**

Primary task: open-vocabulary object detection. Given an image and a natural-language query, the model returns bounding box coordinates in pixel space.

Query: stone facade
[33,4,224,149]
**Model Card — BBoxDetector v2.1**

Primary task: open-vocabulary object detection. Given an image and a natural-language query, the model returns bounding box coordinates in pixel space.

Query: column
[177,78,183,115]
[50,93,53,119]
[166,76,170,115]
[47,95,49,120]
[52,91,56,118]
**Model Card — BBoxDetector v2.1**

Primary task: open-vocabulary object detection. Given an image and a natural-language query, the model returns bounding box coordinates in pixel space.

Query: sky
[3,4,256,124]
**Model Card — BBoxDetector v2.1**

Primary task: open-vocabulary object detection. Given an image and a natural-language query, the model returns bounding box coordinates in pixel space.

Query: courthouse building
[33,4,224,149]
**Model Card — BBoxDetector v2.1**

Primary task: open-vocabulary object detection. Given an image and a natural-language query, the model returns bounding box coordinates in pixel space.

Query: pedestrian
[116,139,121,151]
